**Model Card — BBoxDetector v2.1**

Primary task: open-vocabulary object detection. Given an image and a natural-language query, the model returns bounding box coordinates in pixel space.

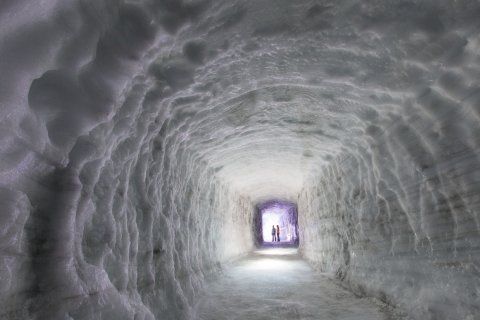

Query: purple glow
[256,200,298,244]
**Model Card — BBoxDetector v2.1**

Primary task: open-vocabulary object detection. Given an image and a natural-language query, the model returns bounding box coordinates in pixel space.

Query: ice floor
[194,248,406,320]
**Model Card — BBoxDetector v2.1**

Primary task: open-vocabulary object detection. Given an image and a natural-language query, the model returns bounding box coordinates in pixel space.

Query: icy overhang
[175,83,398,202]
[140,0,454,203]
[2,0,467,204]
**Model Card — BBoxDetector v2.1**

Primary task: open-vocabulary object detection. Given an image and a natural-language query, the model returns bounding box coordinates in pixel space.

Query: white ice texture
[194,248,406,320]
[0,0,479,319]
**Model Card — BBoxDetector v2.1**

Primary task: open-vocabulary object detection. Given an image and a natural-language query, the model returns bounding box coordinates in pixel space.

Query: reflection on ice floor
[194,248,406,320]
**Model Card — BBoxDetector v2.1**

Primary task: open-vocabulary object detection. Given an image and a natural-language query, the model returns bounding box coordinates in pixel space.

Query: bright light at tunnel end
[256,200,299,245]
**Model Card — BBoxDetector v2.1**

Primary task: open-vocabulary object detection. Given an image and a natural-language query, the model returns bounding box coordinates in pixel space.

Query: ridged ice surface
[1,0,480,319]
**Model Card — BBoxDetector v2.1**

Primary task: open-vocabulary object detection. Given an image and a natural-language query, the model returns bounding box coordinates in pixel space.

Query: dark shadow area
[253,199,299,247]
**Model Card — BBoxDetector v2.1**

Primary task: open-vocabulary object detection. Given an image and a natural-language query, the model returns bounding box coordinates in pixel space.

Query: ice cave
[1,1,480,319]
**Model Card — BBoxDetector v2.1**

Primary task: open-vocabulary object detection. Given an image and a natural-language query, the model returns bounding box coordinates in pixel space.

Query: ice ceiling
[1,0,480,320]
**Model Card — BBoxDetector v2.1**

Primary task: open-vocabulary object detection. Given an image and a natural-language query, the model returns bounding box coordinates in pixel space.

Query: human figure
[276,225,280,242]
[271,225,276,242]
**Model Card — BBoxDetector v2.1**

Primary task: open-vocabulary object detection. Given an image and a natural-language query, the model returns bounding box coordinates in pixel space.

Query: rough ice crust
[0,0,480,319]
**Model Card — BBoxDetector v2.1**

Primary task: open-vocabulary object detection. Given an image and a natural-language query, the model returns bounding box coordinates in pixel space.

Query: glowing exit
[257,200,299,245]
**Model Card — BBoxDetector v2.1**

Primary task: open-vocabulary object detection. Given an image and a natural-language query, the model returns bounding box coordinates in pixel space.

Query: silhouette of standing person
[271,225,276,242]
[276,225,280,242]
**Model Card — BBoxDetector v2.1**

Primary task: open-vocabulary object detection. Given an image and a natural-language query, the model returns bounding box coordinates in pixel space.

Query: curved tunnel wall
[1,1,480,320]
[298,98,480,318]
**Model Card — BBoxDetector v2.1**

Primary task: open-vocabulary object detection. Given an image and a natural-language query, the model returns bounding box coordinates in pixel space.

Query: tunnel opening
[254,200,299,247]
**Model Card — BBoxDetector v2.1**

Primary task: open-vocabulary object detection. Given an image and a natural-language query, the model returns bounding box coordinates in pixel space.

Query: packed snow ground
[194,248,407,320]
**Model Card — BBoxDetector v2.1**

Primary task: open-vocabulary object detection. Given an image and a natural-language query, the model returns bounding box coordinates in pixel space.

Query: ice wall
[298,101,480,319]
[1,0,480,319]
[0,1,255,319]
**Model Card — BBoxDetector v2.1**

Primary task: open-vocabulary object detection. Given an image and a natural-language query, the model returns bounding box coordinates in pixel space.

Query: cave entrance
[254,200,299,247]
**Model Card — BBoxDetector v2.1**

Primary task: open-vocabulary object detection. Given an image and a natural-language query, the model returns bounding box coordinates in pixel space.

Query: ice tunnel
[0,1,479,319]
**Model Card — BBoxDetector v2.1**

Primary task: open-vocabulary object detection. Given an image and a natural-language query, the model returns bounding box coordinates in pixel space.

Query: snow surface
[0,0,480,319]
[194,247,407,320]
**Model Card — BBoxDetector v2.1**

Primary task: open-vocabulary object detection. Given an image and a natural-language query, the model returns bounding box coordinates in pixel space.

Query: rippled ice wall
[0,1,256,319]
[2,91,254,320]
[2,83,254,320]
[299,96,480,319]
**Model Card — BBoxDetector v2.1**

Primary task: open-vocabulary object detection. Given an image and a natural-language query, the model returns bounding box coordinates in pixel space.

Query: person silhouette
[271,225,276,242]
[276,225,280,242]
